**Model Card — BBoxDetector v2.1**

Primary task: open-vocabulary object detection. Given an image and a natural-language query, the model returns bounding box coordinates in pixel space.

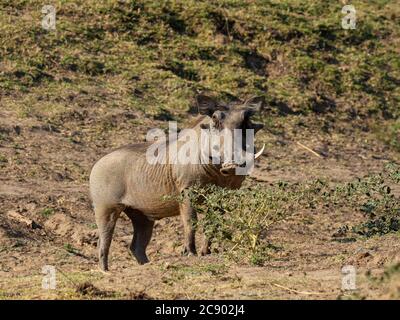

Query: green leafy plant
[331,163,400,237]
[40,208,55,218]
[184,182,308,265]
[182,164,399,265]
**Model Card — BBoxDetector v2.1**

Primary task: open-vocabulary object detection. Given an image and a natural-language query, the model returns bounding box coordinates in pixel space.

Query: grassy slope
[0,0,399,122]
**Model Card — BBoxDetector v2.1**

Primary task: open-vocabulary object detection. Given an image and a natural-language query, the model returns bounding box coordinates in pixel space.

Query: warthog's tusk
[254,144,265,159]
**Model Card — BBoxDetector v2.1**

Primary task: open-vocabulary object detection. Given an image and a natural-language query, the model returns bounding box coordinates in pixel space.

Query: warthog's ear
[245,96,265,112]
[196,94,228,116]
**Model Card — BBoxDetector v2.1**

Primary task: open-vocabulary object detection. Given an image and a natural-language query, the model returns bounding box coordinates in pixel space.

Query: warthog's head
[196,94,265,176]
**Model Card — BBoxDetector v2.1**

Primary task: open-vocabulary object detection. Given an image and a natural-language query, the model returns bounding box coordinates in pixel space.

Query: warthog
[89,95,265,271]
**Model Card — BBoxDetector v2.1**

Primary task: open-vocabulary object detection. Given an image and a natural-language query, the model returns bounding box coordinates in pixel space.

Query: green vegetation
[63,243,81,255]
[374,120,400,152]
[332,163,400,237]
[186,163,399,265]
[162,262,228,277]
[365,262,400,299]
[186,182,291,265]
[0,0,399,126]
[40,207,55,218]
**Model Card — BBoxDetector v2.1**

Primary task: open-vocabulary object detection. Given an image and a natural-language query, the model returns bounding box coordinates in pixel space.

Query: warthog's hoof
[130,250,150,265]
[181,246,197,256]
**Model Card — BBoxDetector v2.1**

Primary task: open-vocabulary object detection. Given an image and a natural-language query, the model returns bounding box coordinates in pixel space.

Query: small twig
[296,142,323,158]
[272,283,329,296]
[228,242,239,253]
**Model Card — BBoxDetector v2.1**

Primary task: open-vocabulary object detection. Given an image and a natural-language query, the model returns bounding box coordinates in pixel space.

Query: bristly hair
[187,114,208,128]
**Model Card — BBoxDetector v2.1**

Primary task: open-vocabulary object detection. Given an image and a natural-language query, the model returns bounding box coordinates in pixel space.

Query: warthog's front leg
[179,199,197,256]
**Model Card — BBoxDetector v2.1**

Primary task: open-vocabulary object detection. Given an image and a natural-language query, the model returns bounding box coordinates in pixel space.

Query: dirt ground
[0,106,399,300]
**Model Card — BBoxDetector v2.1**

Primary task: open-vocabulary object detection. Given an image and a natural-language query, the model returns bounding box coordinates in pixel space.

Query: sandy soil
[0,107,399,300]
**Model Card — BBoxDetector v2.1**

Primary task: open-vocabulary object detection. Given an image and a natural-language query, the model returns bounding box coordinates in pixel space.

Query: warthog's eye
[211,111,225,130]
[212,111,225,121]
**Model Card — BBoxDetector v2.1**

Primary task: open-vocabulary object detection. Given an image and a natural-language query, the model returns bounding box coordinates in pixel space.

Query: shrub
[184,181,322,265]
[182,163,399,265]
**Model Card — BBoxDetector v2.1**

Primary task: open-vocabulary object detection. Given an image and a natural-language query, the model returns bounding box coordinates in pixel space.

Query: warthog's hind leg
[125,208,154,265]
[95,205,122,271]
